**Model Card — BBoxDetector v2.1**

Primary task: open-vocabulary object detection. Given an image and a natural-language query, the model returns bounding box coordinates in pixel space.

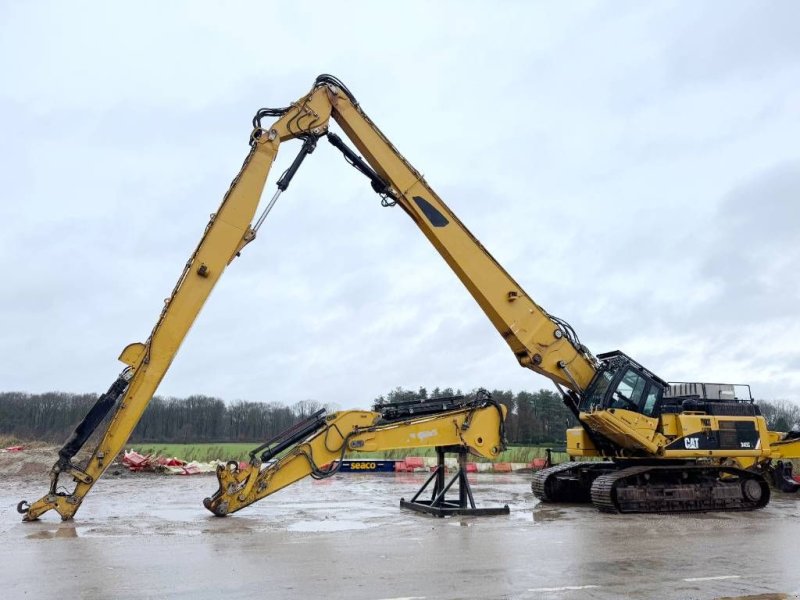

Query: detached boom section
[203,394,506,517]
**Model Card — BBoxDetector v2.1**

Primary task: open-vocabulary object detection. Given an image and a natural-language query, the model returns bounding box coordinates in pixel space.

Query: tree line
[0,388,798,446]
[0,391,332,444]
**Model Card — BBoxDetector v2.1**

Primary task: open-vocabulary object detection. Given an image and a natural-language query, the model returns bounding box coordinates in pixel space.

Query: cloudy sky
[1,1,798,408]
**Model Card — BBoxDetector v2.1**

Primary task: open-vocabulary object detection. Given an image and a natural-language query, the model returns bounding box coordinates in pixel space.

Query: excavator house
[19,75,800,522]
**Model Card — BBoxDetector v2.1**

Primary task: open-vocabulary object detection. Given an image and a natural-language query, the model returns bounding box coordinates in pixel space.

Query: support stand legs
[399,446,509,517]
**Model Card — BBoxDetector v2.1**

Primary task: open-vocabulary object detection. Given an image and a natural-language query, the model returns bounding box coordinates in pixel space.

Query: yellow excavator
[19,75,800,521]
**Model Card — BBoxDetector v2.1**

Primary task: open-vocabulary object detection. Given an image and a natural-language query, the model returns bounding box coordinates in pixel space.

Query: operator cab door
[609,368,664,417]
[609,368,647,411]
[581,363,663,416]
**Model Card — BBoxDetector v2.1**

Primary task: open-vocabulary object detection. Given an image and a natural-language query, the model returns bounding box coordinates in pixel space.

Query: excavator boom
[323,79,597,391]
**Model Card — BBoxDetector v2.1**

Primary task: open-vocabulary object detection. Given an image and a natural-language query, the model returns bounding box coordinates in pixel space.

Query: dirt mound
[0,445,133,481]
[0,445,59,479]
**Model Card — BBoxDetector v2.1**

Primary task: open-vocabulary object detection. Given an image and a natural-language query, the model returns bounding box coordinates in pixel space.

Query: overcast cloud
[1,1,798,408]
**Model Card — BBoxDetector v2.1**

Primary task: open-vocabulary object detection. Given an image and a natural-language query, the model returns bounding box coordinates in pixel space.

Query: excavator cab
[578,351,668,417]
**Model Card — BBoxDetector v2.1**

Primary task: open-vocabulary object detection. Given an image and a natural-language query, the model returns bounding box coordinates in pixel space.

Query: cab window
[581,370,614,411]
[610,368,647,411]
[642,387,660,417]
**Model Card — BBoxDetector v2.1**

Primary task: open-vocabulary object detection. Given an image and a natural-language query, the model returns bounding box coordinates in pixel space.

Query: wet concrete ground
[2,472,799,599]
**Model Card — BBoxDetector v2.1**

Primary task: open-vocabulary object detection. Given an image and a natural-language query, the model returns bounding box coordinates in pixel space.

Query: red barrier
[465,462,478,473]
[493,462,512,473]
[123,451,186,472]
[155,456,186,467]
[530,458,547,470]
[404,457,425,469]
[394,461,406,472]
[122,450,152,472]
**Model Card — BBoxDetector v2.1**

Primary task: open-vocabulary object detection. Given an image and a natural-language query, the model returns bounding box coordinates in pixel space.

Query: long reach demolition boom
[20,75,800,521]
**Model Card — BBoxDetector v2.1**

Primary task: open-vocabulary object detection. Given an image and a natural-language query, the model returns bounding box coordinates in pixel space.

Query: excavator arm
[203,395,506,516]
[19,90,335,521]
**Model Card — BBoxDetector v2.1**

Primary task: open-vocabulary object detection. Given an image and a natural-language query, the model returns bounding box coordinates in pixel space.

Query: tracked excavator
[19,75,800,521]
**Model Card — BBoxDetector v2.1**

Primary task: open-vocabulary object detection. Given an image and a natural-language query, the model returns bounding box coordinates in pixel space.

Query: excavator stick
[18,84,337,522]
[204,394,507,517]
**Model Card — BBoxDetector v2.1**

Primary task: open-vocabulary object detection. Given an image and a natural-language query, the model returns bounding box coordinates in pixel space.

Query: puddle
[287,519,375,532]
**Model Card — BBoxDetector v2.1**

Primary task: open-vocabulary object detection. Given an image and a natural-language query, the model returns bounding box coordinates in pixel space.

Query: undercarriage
[532,461,777,514]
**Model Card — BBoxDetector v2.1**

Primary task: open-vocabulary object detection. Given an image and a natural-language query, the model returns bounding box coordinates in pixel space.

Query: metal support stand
[399,446,510,517]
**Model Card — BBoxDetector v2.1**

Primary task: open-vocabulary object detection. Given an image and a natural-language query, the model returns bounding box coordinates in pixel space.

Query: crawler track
[590,465,771,514]
[534,462,771,514]
[531,462,615,503]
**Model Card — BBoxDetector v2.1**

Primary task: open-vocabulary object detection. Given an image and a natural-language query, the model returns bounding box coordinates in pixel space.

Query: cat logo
[684,437,699,450]
[740,441,752,449]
